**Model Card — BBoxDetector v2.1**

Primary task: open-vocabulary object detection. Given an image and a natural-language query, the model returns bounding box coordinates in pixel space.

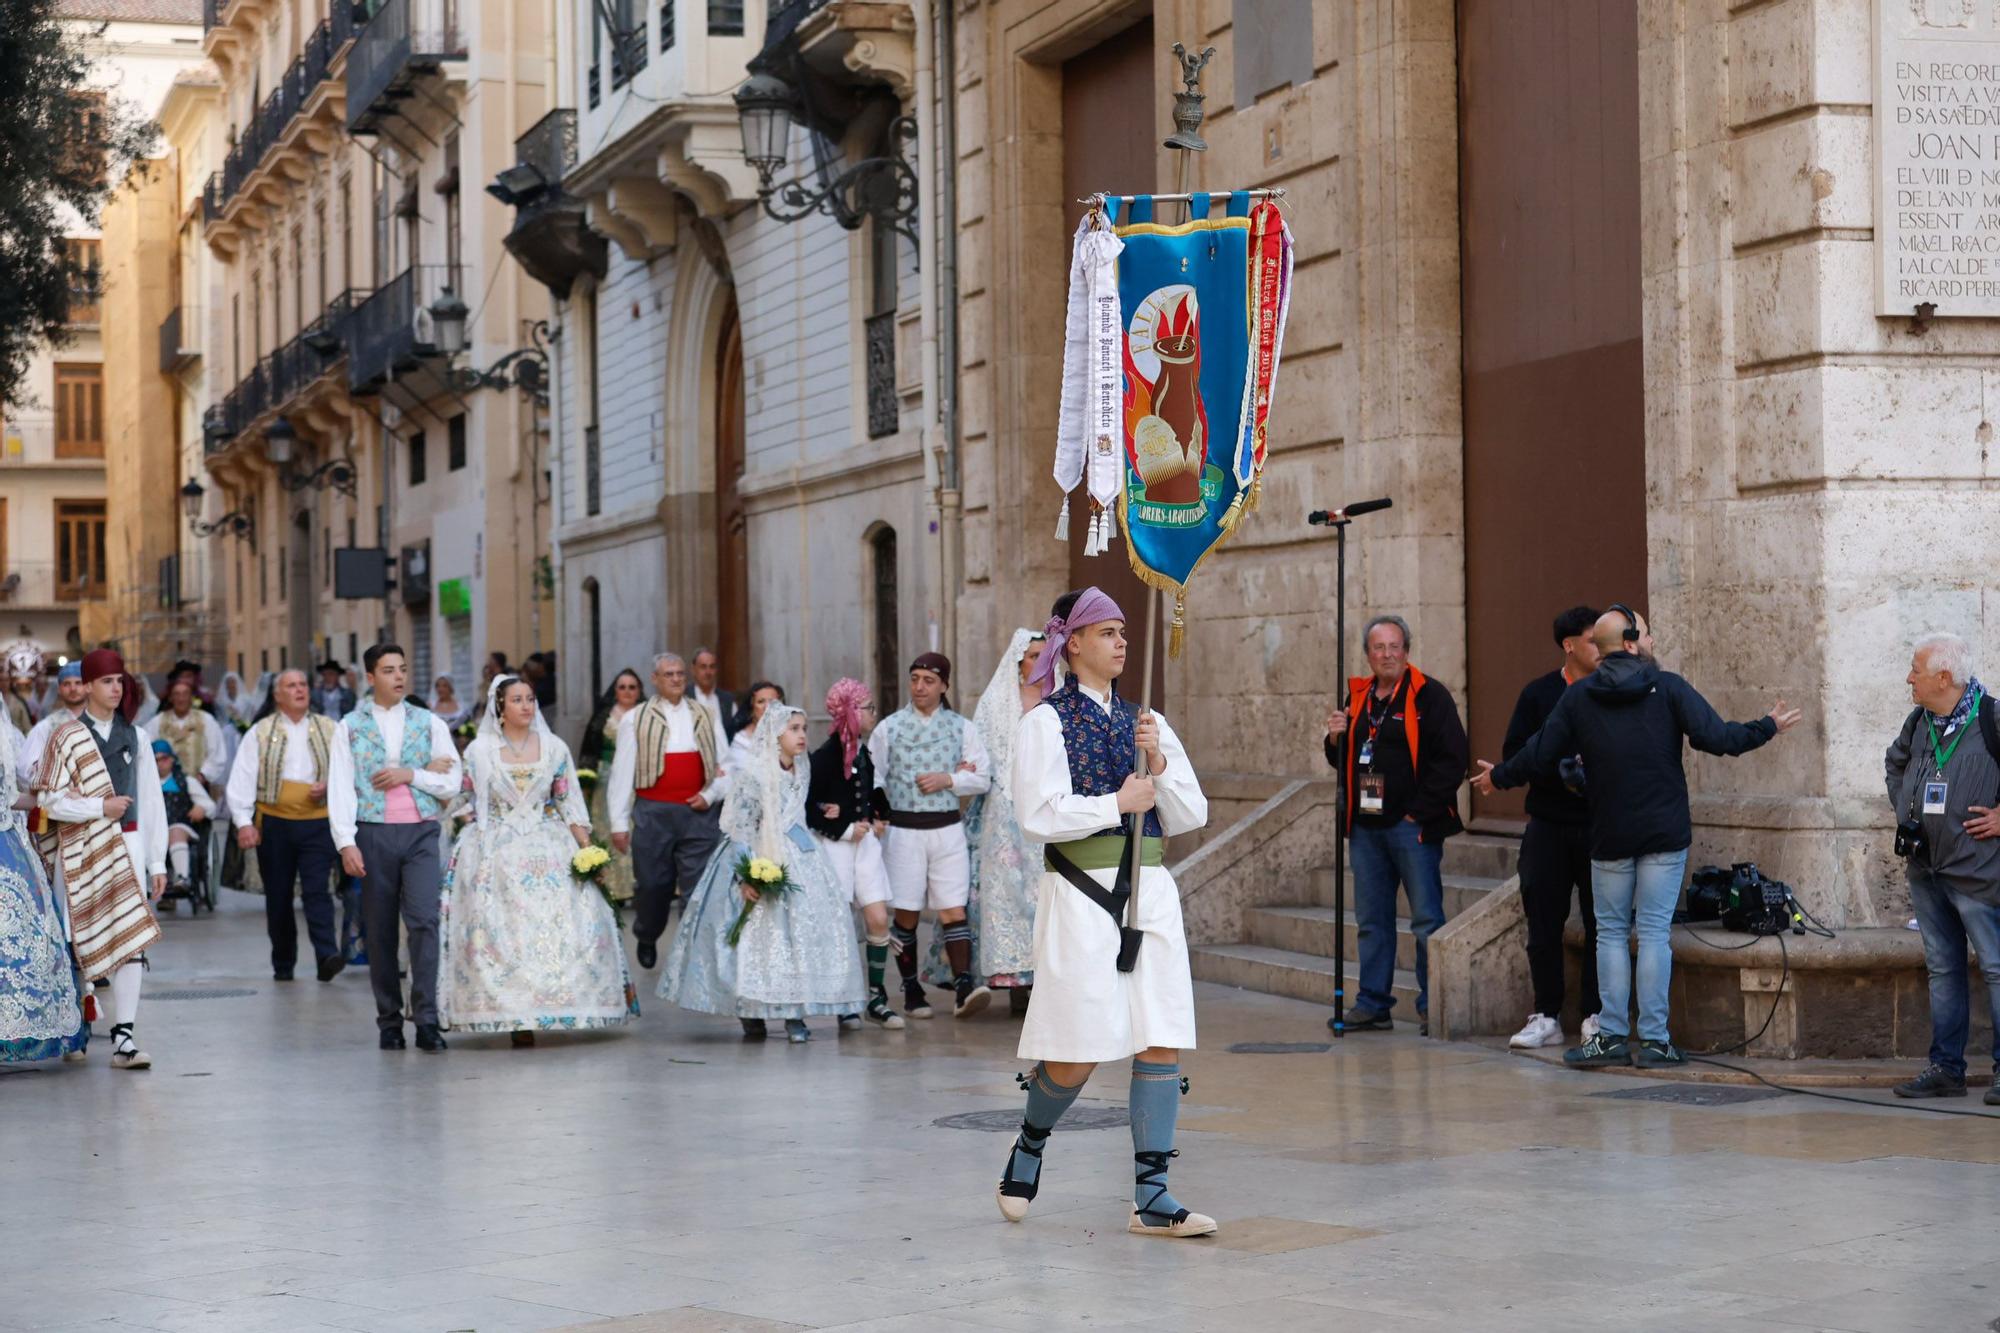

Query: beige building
[2,1,205,664]
[196,0,552,692]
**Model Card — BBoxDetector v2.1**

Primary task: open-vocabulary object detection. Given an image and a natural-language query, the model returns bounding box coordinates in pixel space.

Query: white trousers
[816,830,891,908]
[883,824,970,912]
[1016,863,1196,1064]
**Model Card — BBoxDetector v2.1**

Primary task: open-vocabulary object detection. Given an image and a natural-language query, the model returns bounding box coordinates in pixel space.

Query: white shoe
[109,1026,150,1070]
[997,1188,1031,1223]
[1129,1208,1218,1238]
[1581,1013,1602,1042]
[1508,1013,1563,1049]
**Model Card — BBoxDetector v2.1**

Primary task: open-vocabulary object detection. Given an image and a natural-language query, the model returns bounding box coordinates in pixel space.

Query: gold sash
[257,779,327,823]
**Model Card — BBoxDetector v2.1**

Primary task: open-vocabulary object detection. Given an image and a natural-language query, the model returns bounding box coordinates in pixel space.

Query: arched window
[869,526,898,712]
[583,576,603,702]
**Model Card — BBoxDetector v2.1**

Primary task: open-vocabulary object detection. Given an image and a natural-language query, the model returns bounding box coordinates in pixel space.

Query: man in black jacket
[1473,606,1800,1069]
[1503,605,1603,1051]
[1324,614,1469,1032]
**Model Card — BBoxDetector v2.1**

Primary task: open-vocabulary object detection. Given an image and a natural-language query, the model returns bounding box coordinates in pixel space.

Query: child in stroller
[152,739,216,913]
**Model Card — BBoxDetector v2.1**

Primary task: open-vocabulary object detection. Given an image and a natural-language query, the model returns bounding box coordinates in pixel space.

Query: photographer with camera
[1472,606,1800,1069]
[1885,632,2000,1103]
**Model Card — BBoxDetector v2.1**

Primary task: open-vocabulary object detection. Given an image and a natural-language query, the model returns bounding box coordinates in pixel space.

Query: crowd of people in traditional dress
[0,587,1220,1236]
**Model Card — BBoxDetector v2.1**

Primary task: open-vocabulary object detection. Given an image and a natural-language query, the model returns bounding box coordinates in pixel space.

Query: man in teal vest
[868,652,993,1020]
[329,644,462,1051]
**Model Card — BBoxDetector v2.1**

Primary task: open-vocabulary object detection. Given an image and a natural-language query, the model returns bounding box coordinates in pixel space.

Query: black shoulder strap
[1980,699,2000,800]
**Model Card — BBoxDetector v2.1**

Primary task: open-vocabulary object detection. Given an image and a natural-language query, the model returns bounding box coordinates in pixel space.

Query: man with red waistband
[33,648,167,1070]
[608,652,723,970]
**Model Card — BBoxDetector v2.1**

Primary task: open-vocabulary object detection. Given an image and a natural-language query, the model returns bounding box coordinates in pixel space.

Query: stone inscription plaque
[1876,0,2000,315]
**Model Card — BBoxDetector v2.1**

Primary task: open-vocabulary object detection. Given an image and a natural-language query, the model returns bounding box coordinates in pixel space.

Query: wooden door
[1061,18,1164,702]
[713,297,750,691]
[1459,0,1647,821]
[54,363,103,458]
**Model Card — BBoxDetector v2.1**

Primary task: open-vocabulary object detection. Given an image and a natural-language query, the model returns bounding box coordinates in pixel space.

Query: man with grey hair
[1324,612,1469,1032]
[608,652,724,968]
[226,668,343,982]
[1887,631,2000,1103]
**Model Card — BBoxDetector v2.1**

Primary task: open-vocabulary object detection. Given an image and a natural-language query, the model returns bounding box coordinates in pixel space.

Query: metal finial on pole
[1164,43,1217,153]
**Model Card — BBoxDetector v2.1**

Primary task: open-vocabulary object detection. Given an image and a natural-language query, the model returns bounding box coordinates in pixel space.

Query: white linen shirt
[1009,684,1206,843]
[605,696,724,834]
[38,710,170,877]
[327,700,461,850]
[867,704,994,803]
[224,711,327,828]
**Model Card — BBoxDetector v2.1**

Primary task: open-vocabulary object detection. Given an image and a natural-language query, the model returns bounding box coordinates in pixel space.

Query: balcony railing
[347,264,457,391]
[208,288,369,452]
[159,305,198,372]
[0,561,99,608]
[203,0,223,31]
[347,0,467,133]
[212,14,354,215]
[65,280,102,327]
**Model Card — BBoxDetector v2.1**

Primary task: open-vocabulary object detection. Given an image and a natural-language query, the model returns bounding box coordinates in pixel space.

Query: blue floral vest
[346,701,442,823]
[1041,681,1163,838]
[877,706,968,813]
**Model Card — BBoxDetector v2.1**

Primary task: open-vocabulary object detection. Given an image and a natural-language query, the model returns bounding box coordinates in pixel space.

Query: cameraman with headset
[1885,632,2000,1103]
[1472,604,1801,1069]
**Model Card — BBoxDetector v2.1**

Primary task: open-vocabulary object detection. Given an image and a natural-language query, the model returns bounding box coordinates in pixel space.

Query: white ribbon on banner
[1053,215,1124,552]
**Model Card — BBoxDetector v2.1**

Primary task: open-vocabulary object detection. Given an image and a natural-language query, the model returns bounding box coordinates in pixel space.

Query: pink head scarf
[1024,586,1126,698]
[824,677,873,778]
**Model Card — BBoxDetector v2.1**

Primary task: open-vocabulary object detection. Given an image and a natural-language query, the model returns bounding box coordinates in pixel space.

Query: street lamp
[180,476,254,540]
[734,72,796,184]
[732,68,919,247]
[264,416,296,465]
[430,287,471,357]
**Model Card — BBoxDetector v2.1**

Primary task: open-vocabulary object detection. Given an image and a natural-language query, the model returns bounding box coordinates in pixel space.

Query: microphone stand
[1307,498,1392,1037]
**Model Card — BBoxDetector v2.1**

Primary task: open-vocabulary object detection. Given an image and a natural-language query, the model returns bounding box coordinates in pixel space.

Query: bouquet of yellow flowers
[726,852,796,947]
[575,767,599,793]
[571,842,620,918]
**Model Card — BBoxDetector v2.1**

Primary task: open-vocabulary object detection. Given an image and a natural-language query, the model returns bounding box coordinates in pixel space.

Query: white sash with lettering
[1053,216,1126,554]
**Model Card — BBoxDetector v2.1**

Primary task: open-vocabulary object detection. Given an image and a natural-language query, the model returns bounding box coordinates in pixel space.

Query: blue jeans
[1908,868,2000,1080]
[1349,821,1445,1016]
[1590,850,1687,1043]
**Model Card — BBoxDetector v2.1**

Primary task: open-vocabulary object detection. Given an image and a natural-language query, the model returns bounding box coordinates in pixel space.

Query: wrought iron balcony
[212,15,353,216]
[159,305,199,372]
[347,265,458,393]
[347,0,467,135]
[498,109,606,294]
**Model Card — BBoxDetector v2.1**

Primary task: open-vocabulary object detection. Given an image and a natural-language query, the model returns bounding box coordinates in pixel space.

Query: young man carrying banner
[996,587,1216,1238]
[33,649,167,1070]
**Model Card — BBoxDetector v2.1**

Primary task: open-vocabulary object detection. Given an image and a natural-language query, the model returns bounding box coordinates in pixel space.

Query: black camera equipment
[1720,862,1799,936]
[1894,817,1928,860]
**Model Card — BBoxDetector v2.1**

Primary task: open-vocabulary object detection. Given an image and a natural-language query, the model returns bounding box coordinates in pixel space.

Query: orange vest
[1343,666,1428,827]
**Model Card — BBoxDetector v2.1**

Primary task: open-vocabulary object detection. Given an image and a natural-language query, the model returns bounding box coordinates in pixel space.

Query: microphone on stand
[1307,498,1393,525]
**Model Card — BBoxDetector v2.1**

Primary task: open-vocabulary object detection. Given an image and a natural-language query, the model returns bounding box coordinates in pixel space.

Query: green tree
[0,1,159,408]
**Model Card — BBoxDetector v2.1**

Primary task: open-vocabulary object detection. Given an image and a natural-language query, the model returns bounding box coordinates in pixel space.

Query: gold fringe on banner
[1169,593,1187,659]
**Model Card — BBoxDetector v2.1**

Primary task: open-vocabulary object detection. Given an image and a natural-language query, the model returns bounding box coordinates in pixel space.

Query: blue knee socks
[1130,1059,1188,1223]
[1005,1064,1086,1191]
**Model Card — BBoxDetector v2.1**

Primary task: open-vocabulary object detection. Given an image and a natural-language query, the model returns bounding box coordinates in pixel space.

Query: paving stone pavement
[4,891,1999,1333]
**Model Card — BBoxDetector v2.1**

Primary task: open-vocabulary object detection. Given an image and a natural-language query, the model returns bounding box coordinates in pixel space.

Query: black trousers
[1519,817,1599,1020]
[257,815,340,973]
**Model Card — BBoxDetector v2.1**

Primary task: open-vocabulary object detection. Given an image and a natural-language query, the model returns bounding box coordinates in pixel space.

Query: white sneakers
[1509,1013,1603,1049]
[1508,1013,1563,1049]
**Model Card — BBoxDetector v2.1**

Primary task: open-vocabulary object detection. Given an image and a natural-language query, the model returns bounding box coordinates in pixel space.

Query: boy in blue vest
[868,653,993,1019]
[996,587,1215,1237]
[329,644,462,1050]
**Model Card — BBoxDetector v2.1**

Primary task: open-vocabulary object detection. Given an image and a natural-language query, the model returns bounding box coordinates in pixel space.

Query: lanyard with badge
[1921,688,1981,816]
[1356,686,1395,815]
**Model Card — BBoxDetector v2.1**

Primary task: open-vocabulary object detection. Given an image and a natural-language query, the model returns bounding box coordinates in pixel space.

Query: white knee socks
[169,843,190,880]
[109,960,142,1026]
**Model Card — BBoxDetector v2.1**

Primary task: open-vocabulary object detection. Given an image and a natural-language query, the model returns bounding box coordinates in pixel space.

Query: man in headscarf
[18,661,86,788]
[869,652,992,1020]
[227,668,344,983]
[3,643,43,734]
[995,587,1216,1238]
[808,678,900,1028]
[33,648,168,1070]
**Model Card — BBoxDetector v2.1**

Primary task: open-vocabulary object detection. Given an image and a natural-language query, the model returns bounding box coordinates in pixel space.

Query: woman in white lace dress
[659,703,866,1043]
[438,677,637,1046]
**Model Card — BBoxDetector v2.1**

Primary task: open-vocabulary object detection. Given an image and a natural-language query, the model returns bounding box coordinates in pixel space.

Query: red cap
[80,648,125,683]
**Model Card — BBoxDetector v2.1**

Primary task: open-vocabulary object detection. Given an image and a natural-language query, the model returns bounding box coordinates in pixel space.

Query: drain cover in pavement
[934,1107,1130,1132]
[145,987,259,1001]
[1228,1041,1332,1054]
[1591,1084,1784,1107]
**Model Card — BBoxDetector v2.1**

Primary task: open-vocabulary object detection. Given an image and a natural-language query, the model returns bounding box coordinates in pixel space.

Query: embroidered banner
[1053,191,1293,653]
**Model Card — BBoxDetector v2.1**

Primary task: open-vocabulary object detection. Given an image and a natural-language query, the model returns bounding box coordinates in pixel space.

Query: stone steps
[1190,831,1519,1016]
[1188,942,1423,1015]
